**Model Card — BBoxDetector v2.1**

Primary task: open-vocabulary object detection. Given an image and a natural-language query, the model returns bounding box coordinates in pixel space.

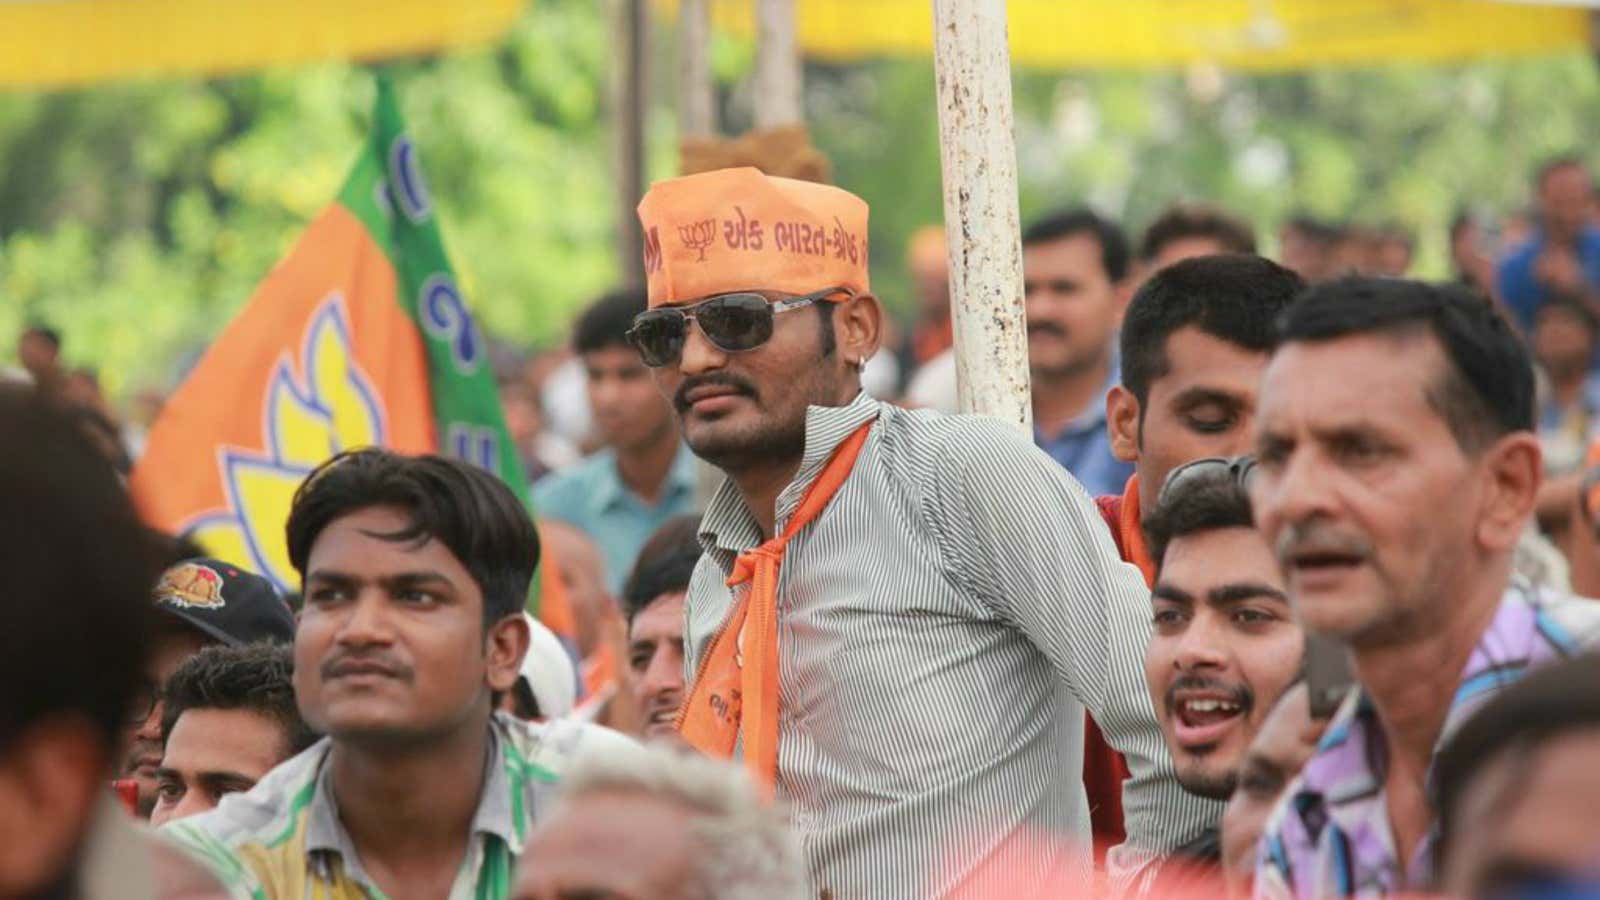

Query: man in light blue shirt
[533,289,699,592]
[1023,209,1136,496]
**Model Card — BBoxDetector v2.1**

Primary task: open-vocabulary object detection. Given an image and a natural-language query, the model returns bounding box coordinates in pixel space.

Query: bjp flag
[130,78,568,629]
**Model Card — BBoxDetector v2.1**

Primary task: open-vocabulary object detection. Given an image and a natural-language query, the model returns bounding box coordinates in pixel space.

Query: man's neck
[1032,357,1110,438]
[1552,368,1589,409]
[615,427,680,506]
[730,457,804,539]
[328,717,492,889]
[1352,565,1507,862]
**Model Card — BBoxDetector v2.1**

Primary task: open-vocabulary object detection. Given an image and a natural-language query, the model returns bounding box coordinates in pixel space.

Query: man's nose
[677,322,727,376]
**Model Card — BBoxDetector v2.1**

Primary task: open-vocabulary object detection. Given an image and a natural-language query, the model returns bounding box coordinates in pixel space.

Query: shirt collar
[1034,361,1120,444]
[590,445,699,516]
[305,722,519,877]
[699,391,880,553]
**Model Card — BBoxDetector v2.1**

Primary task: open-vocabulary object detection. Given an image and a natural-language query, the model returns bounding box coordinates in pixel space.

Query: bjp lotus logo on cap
[155,562,227,610]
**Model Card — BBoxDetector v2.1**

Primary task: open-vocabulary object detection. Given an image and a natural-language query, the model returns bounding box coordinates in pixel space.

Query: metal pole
[753,0,802,128]
[931,0,1031,433]
[614,0,648,287]
[679,0,716,137]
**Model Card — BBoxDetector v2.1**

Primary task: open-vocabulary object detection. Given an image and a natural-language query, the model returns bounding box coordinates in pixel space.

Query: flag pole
[931,0,1031,434]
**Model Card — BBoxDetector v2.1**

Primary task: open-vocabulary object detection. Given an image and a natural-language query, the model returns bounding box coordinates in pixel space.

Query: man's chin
[1175,762,1240,801]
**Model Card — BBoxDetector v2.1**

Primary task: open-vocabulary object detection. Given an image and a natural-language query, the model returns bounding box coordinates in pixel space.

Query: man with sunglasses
[629,167,1202,897]
[1082,254,1306,859]
[1138,457,1303,882]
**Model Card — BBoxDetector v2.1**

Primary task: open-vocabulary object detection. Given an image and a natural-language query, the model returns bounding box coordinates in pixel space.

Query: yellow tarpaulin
[673,0,1592,70]
[0,0,523,90]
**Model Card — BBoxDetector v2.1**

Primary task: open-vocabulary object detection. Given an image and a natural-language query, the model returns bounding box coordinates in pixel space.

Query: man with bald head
[627,167,1200,897]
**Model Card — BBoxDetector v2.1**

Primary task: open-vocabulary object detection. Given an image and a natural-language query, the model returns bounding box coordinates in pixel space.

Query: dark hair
[622,516,703,624]
[1143,466,1256,569]
[1120,254,1305,408]
[0,386,157,748]
[1278,278,1535,452]
[1434,653,1600,873]
[1021,208,1130,282]
[1536,155,1590,191]
[1138,204,1257,263]
[1282,214,1341,245]
[160,643,318,757]
[573,288,648,355]
[285,449,539,626]
[21,324,61,351]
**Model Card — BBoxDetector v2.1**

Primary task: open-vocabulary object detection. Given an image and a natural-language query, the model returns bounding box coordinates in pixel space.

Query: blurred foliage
[1,0,1598,401]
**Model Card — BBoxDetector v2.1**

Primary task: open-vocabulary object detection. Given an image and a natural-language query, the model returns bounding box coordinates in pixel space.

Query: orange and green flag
[130,79,562,624]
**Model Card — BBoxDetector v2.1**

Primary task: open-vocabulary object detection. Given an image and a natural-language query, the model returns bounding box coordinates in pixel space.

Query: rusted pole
[931,0,1031,433]
[679,0,716,137]
[753,0,802,128]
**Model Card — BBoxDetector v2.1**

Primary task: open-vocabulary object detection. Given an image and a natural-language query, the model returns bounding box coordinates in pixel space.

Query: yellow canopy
[675,0,1592,70]
[0,0,523,90]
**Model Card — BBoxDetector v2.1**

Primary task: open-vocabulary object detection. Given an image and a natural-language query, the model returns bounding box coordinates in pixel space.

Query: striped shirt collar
[700,391,880,552]
[303,720,519,882]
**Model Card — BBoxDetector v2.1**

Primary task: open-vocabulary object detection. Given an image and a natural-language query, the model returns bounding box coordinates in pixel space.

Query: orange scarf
[1117,475,1156,587]
[676,419,876,791]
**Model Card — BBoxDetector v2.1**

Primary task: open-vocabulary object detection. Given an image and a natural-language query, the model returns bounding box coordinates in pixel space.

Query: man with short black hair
[621,515,701,742]
[1251,278,1600,896]
[16,323,62,383]
[151,643,317,825]
[121,558,295,818]
[1087,254,1304,857]
[533,289,697,592]
[167,448,634,900]
[1017,208,1137,496]
[0,386,228,899]
[1137,203,1257,278]
[1434,653,1600,898]
[1139,460,1302,872]
[1498,156,1600,331]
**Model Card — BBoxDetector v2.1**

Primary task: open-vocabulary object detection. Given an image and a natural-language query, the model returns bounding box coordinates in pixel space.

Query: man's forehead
[1260,332,1443,416]
[1157,327,1270,387]
[1161,529,1281,593]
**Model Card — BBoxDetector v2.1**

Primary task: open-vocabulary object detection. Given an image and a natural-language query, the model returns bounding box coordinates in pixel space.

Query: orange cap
[637,167,870,308]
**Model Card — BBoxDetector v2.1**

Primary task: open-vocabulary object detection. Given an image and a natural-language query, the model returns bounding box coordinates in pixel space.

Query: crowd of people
[5,152,1600,900]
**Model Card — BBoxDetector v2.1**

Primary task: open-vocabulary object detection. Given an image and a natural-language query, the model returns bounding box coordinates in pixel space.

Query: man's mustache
[1027,321,1068,340]
[673,373,760,414]
[1164,674,1253,717]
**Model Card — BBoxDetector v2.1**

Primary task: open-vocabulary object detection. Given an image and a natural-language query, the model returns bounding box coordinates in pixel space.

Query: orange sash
[676,419,876,791]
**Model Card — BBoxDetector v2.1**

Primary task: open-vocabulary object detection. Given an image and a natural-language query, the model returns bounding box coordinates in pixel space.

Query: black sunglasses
[625,286,850,368]
[1157,455,1259,507]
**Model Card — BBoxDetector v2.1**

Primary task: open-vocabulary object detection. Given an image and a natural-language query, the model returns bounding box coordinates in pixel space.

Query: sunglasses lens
[628,312,687,367]
[697,294,775,353]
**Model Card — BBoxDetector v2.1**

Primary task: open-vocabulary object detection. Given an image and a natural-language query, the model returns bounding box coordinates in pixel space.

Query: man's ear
[1477,432,1543,554]
[1107,384,1142,464]
[838,293,884,366]
[485,614,532,694]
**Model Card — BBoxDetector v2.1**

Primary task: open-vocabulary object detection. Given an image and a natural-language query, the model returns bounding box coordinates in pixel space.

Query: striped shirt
[1254,581,1600,898]
[685,392,1215,898]
[165,714,634,900]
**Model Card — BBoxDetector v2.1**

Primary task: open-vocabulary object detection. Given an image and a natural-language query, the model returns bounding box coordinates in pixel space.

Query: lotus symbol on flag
[183,294,385,592]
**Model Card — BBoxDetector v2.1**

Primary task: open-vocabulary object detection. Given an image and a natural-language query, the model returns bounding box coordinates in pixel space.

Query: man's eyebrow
[1151,584,1196,606]
[153,767,182,781]
[196,770,258,786]
[1208,583,1290,606]
[379,571,454,588]
[1171,386,1246,408]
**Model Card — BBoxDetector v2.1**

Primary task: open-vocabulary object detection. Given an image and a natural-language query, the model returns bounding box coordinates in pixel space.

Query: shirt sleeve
[922,416,1223,865]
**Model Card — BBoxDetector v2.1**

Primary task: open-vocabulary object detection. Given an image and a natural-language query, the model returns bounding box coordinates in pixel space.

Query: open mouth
[1286,548,1366,587]
[1171,693,1247,750]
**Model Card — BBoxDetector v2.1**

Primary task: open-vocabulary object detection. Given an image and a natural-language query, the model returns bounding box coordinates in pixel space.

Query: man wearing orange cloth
[626,167,1207,898]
